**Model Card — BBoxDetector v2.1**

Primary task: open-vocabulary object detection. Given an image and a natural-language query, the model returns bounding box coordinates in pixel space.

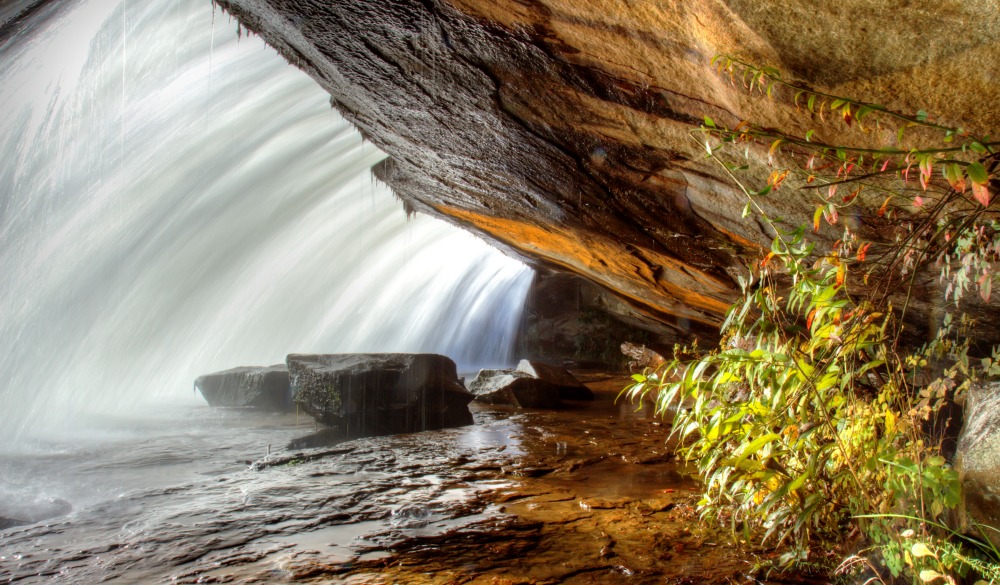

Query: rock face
[516,359,593,401]
[217,0,1000,344]
[468,369,562,409]
[194,365,291,410]
[955,382,1000,548]
[288,353,474,436]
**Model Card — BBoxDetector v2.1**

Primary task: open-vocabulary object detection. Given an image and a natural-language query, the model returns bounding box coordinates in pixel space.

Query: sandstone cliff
[215,0,1000,343]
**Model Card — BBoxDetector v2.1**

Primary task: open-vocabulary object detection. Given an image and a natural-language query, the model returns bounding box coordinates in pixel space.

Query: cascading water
[0,0,532,447]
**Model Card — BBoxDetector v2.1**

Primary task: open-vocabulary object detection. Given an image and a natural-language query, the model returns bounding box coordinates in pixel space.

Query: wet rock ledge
[215,0,1000,344]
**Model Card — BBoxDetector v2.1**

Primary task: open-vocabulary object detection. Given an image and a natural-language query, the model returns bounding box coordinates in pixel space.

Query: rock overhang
[214,0,1000,344]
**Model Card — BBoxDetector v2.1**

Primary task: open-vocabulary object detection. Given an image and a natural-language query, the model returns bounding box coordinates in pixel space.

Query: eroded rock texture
[216,0,1000,340]
[288,353,474,436]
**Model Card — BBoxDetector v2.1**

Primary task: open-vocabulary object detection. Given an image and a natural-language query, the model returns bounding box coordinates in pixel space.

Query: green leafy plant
[626,56,1000,582]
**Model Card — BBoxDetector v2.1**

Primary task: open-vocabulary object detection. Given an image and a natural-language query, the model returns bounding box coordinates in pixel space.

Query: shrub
[625,56,1000,582]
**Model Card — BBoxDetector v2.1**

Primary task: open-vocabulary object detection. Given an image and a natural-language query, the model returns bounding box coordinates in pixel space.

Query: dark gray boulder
[955,382,1000,549]
[516,359,594,401]
[468,369,562,409]
[194,365,291,410]
[287,353,473,436]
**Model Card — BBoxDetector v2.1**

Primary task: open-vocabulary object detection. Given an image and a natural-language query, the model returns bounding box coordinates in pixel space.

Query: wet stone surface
[0,374,796,584]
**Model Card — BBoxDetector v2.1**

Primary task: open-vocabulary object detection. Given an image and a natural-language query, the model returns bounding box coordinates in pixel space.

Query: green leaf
[805,129,815,142]
[703,115,716,128]
[730,432,781,467]
[794,90,804,107]
[916,110,929,122]
[787,470,809,492]
[807,94,816,113]
[967,161,989,185]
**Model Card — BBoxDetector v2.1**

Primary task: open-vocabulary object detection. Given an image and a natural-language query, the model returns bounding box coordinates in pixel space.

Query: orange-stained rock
[215,0,1000,342]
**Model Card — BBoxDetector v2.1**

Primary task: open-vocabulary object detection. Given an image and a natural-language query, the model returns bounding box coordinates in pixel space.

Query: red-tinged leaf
[968,162,991,206]
[843,187,861,204]
[827,184,838,200]
[943,163,966,193]
[878,196,892,217]
[806,175,816,184]
[842,105,853,127]
[880,158,891,172]
[807,308,817,329]
[918,156,933,191]
[972,181,991,207]
[835,264,846,288]
[825,205,839,225]
[913,195,925,208]
[857,243,872,262]
[813,206,823,233]
[760,251,775,268]
[979,272,993,303]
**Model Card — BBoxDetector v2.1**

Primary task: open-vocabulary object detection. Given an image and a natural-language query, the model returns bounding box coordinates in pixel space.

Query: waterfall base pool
[0,374,810,584]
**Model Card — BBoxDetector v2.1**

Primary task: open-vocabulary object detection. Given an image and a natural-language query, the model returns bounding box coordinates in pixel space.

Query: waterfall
[0,0,533,444]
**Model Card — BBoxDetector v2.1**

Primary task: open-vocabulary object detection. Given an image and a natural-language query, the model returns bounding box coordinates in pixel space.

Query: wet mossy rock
[287,353,474,436]
[194,365,291,411]
[217,0,1000,344]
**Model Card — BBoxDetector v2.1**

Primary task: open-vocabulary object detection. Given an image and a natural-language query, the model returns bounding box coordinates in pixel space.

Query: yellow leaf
[919,569,944,583]
[911,542,936,558]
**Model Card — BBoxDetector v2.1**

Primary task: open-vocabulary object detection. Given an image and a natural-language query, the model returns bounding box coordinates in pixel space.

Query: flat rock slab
[195,365,291,410]
[288,353,474,437]
[468,369,562,409]
[517,359,594,401]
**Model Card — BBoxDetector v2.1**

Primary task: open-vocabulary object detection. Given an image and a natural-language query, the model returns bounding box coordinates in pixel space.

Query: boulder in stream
[468,369,562,409]
[194,365,291,411]
[955,382,1000,548]
[288,353,474,436]
[516,359,594,401]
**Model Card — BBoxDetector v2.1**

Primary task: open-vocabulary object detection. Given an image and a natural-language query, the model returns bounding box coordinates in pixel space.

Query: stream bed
[0,374,802,584]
